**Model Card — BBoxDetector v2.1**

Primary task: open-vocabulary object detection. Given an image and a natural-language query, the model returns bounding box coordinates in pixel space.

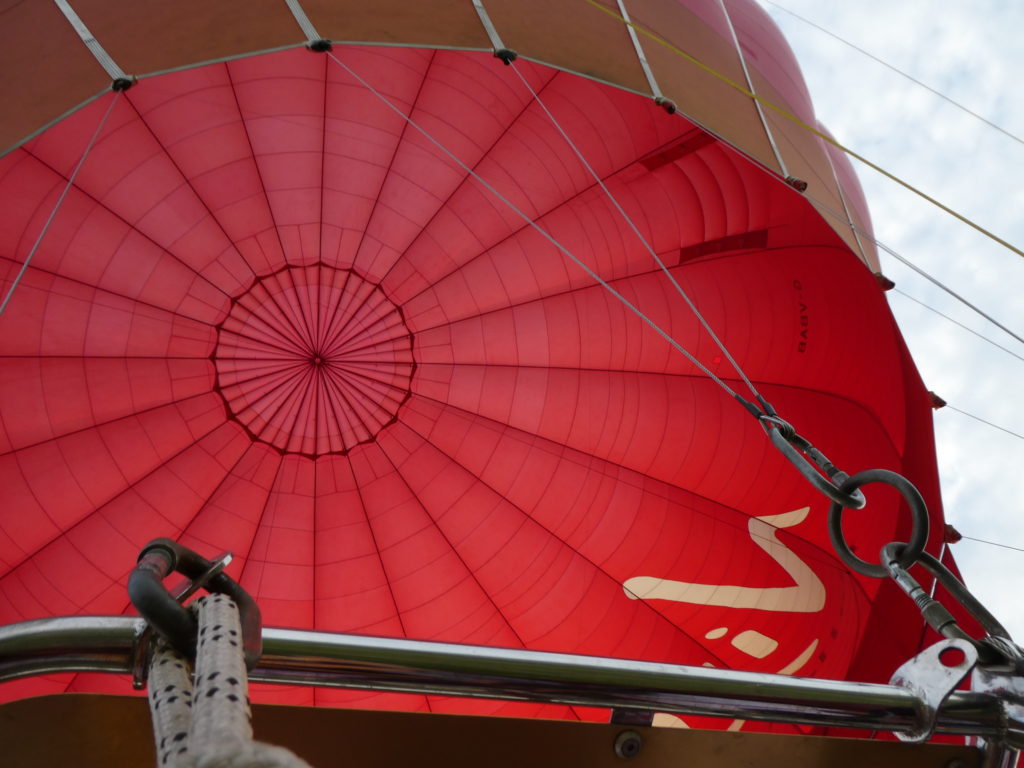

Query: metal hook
[127,538,262,671]
[763,419,866,509]
[882,542,1022,668]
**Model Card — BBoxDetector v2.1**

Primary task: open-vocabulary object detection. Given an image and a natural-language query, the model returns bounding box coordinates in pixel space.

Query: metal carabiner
[881,542,1023,668]
[128,538,262,669]
[762,418,866,510]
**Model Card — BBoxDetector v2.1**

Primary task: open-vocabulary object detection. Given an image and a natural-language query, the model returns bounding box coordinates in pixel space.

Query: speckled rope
[148,594,311,768]
[149,640,194,766]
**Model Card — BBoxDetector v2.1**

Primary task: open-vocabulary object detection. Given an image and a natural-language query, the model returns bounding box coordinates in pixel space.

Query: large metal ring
[828,469,929,578]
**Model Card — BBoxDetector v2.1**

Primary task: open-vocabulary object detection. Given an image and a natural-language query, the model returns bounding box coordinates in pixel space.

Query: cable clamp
[890,638,978,743]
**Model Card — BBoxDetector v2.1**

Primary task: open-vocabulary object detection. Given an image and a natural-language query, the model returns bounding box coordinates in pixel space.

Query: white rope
[471,0,512,56]
[148,595,311,768]
[149,643,194,767]
[283,0,325,46]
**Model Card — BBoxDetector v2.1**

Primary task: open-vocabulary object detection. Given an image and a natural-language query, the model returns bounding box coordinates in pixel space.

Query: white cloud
[758,0,1024,640]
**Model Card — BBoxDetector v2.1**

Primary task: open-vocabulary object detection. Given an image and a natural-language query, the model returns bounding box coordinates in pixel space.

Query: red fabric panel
[0,47,946,725]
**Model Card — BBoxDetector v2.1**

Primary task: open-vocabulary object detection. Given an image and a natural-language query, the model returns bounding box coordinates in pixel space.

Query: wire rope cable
[960,535,1024,554]
[324,50,748,402]
[0,92,121,317]
[507,63,766,402]
[579,0,1024,263]
[881,245,1024,347]
[761,0,1024,149]
[944,404,1024,441]
[893,289,1024,364]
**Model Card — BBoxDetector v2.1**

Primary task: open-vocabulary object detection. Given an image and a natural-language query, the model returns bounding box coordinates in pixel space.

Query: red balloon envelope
[0,1,948,721]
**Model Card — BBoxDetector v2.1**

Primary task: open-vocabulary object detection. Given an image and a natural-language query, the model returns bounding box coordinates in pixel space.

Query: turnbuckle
[128,538,262,673]
[881,542,1023,669]
[882,541,1024,747]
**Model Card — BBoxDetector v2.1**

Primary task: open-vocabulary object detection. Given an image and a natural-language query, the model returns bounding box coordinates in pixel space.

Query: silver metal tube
[0,616,142,679]
[0,616,1006,741]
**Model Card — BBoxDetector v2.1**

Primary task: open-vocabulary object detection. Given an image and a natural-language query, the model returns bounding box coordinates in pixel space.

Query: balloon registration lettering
[624,507,823,729]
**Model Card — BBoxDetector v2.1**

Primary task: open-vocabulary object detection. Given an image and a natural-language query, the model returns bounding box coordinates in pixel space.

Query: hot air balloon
[0,0,1018,763]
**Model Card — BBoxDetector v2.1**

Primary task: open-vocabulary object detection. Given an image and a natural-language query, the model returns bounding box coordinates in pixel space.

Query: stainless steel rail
[0,616,1009,743]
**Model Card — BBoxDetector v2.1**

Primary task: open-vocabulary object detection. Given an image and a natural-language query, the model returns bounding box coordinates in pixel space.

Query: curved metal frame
[0,615,1017,749]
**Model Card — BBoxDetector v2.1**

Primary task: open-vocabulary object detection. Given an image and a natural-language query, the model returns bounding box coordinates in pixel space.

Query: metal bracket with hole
[890,638,978,743]
[972,663,1024,759]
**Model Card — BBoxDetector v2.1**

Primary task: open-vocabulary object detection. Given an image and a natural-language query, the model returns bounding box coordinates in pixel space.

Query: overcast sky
[755,0,1024,639]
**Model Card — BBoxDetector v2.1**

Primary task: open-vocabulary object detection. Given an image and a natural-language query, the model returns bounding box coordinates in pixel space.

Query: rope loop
[828,469,929,578]
[148,595,311,768]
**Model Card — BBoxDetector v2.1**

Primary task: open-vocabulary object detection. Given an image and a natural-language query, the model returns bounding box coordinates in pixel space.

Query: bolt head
[614,730,643,760]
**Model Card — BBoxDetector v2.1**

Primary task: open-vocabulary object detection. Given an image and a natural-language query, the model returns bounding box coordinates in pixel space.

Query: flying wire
[325,51,745,402]
[579,0,1024,263]
[0,91,121,317]
[892,289,1024,364]
[879,243,1024,347]
[507,63,764,402]
[944,404,1024,441]
[762,0,1024,149]
[960,535,1024,554]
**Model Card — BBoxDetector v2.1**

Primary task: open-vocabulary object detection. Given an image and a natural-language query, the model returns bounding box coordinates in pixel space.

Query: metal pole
[0,616,1009,742]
